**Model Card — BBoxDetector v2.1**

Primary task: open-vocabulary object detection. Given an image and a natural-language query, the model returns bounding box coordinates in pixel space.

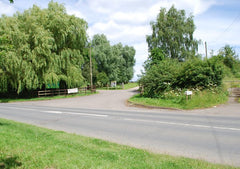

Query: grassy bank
[0,91,97,103]
[129,88,229,110]
[1,119,237,169]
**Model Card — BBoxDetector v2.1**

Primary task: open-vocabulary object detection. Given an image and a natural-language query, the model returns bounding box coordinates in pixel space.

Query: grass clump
[0,118,236,169]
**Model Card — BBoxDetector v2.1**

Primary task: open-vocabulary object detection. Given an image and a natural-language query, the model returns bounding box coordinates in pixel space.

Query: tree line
[0,1,135,96]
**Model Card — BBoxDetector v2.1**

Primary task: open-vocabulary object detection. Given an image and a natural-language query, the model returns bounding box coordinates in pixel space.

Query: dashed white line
[123,118,240,132]
[42,110,108,117]
[43,111,62,114]
[64,112,108,117]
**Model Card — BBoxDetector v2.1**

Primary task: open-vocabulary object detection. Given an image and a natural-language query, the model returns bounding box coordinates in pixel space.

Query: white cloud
[111,12,149,24]
[0,1,16,16]
[148,0,217,17]
[66,6,86,20]
[89,20,151,44]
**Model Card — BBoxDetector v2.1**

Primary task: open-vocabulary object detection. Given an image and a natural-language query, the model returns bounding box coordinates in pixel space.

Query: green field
[98,82,138,90]
[0,118,237,169]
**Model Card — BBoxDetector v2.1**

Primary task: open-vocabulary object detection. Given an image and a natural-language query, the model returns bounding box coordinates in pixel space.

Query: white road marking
[43,111,62,114]
[124,118,240,132]
[64,112,108,117]
[42,110,108,117]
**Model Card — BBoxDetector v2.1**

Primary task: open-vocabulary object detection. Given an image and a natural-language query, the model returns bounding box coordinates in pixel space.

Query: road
[0,88,240,166]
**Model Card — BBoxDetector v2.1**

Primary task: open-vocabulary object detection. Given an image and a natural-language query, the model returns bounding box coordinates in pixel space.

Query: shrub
[175,58,224,89]
[139,59,180,97]
[140,58,225,98]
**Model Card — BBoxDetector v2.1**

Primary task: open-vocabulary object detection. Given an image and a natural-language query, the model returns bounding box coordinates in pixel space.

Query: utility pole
[205,41,208,59]
[89,47,93,90]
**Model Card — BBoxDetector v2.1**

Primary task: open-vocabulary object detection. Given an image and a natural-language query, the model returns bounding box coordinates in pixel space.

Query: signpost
[185,90,193,100]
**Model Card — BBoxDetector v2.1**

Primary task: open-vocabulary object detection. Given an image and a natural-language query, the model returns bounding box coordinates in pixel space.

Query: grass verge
[0,118,237,169]
[129,89,229,110]
[0,91,98,103]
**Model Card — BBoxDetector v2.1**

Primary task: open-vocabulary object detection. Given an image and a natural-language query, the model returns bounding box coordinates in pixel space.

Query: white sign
[185,90,193,95]
[67,88,78,94]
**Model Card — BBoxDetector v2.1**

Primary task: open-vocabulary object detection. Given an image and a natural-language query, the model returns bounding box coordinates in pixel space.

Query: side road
[12,87,139,111]
[12,87,240,116]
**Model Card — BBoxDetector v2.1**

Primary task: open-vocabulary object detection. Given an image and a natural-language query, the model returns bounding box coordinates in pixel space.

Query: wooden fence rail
[37,87,91,97]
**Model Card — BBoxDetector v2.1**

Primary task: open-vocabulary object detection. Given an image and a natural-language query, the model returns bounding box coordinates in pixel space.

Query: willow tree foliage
[146,6,199,61]
[92,34,118,82]
[112,43,135,83]
[91,34,135,84]
[0,1,87,94]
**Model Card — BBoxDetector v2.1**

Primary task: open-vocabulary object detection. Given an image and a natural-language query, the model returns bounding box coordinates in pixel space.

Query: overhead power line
[215,12,240,41]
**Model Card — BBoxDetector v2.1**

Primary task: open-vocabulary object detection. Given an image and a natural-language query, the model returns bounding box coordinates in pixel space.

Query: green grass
[98,82,138,90]
[0,118,237,169]
[0,91,97,103]
[123,82,138,89]
[129,89,229,110]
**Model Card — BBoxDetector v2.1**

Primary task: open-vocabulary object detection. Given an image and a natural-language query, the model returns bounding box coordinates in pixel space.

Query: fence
[37,87,94,97]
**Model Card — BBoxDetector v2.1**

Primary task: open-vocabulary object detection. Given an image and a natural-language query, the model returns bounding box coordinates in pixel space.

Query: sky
[1,0,240,81]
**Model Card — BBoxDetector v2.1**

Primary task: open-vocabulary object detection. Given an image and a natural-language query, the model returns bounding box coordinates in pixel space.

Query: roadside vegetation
[0,118,237,169]
[132,6,240,110]
[130,87,228,110]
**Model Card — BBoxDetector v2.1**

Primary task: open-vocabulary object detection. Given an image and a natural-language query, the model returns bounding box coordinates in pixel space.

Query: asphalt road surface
[1,88,240,166]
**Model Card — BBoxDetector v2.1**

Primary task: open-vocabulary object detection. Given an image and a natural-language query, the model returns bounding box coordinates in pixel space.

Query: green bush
[140,58,225,98]
[175,58,224,89]
[140,59,180,97]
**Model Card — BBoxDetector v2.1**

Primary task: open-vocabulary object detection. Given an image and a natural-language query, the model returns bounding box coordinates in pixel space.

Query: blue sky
[1,0,240,80]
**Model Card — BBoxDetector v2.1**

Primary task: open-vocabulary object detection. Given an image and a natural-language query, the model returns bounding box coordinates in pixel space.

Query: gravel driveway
[16,87,139,111]
[14,87,240,116]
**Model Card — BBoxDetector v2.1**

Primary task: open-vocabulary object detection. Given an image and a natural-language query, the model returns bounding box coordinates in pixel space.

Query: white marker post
[185,90,193,100]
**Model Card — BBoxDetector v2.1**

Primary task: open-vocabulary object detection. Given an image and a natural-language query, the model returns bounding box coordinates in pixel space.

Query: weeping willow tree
[0,1,87,95]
